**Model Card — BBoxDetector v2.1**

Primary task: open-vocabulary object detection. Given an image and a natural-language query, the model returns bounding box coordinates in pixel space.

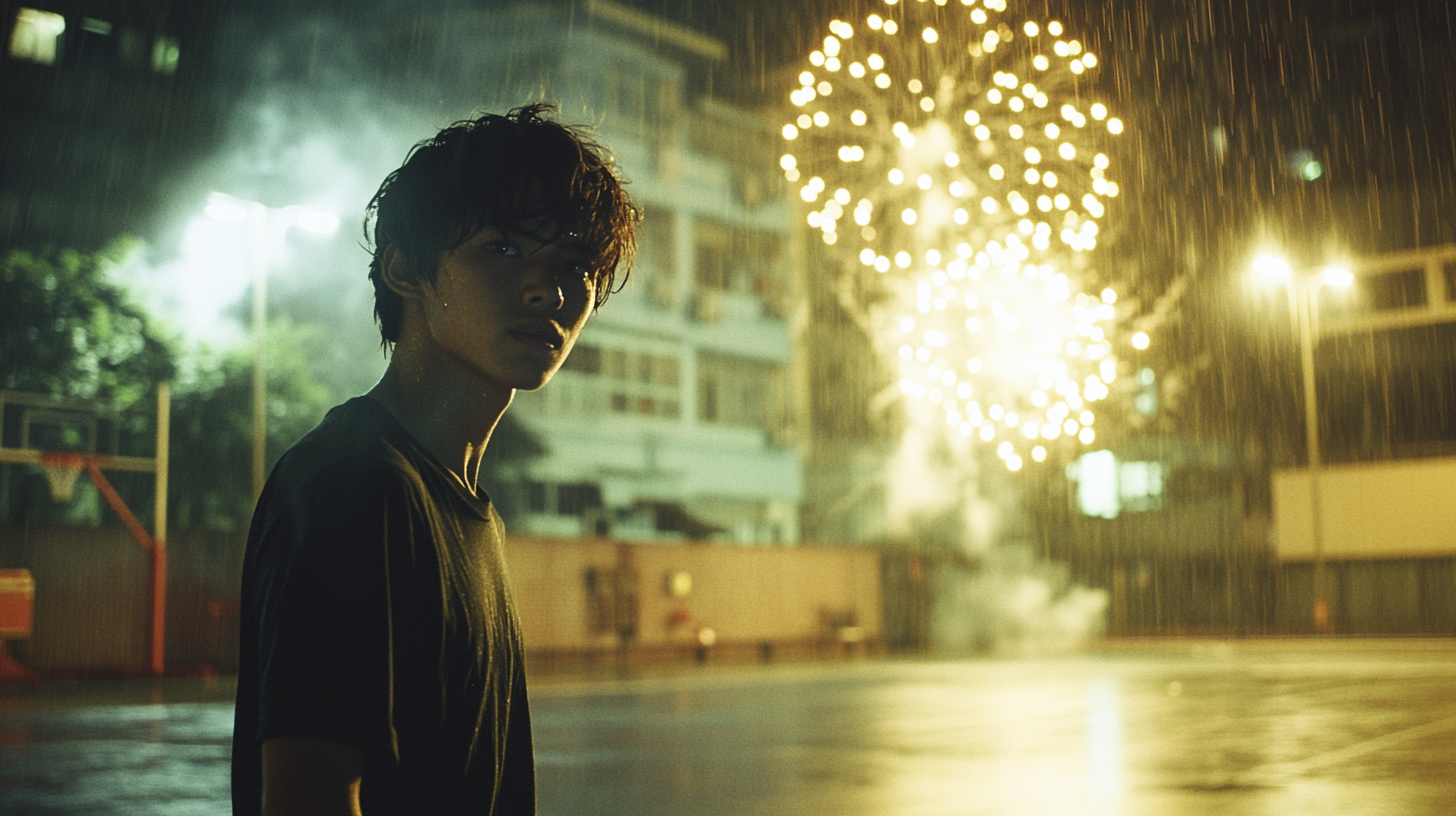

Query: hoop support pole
[82,462,165,676]
[82,463,154,551]
[6,385,171,677]
[152,383,169,677]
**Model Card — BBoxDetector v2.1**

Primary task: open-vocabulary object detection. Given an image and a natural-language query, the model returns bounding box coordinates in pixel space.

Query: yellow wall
[1272,458,1456,560]
[505,537,882,654]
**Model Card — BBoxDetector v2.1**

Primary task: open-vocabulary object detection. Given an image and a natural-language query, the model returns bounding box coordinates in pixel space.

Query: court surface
[2,639,1453,815]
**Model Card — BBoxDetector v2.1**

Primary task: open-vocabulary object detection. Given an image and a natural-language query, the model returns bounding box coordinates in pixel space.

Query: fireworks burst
[782,0,1131,471]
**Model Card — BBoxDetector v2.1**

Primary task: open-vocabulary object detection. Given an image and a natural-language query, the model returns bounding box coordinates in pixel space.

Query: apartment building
[373,1,802,543]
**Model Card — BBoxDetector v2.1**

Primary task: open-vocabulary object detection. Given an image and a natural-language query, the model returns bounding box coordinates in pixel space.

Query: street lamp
[1251,252,1353,633]
[205,192,339,502]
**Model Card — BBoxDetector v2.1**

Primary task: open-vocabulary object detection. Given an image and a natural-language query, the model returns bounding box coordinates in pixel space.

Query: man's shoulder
[247,398,437,558]
[267,398,422,501]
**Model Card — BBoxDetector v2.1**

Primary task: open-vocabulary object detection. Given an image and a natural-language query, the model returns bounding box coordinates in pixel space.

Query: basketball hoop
[2,387,173,678]
[38,453,87,503]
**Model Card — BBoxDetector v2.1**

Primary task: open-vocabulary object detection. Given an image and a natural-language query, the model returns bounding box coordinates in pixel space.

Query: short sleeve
[246,455,418,766]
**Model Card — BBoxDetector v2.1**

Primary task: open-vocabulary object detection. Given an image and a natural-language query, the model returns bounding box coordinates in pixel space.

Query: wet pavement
[1,639,1454,815]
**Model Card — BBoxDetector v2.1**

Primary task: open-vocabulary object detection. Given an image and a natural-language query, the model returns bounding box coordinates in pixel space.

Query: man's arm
[261,736,365,816]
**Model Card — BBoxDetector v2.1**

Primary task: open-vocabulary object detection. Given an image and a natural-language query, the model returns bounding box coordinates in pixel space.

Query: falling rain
[2,0,1456,813]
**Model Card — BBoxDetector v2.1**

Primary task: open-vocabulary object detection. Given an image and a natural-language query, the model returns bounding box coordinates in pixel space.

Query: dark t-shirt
[231,397,535,815]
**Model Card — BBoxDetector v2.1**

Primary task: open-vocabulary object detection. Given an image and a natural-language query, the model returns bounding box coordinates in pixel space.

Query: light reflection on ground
[1,640,1453,815]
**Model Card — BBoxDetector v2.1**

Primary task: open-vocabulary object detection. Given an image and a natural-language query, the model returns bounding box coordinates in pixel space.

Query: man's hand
[262,736,365,816]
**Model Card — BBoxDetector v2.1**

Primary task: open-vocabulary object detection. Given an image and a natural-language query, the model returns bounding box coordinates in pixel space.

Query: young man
[231,104,637,815]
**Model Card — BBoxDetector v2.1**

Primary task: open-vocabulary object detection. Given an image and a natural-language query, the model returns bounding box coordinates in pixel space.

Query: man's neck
[365,352,512,495]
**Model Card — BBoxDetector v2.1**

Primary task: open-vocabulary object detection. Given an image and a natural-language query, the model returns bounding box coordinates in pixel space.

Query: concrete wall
[0,526,150,674]
[1273,458,1456,560]
[0,527,882,676]
[0,526,241,676]
[507,536,883,657]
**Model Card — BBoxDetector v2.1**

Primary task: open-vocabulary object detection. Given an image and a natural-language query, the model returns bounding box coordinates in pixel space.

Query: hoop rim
[39,455,86,503]
[38,452,104,468]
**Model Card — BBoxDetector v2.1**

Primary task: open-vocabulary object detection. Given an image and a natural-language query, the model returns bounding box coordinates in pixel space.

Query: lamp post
[205,193,339,502]
[1252,254,1353,633]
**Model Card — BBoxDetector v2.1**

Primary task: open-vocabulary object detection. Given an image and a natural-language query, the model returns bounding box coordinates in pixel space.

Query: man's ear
[380,244,428,301]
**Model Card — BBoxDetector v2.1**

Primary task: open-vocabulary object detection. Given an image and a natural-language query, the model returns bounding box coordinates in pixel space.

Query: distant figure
[231,104,637,815]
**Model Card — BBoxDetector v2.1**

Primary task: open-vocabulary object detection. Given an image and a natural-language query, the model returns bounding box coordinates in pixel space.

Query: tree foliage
[167,318,335,531]
[0,244,176,403]
[2,242,548,532]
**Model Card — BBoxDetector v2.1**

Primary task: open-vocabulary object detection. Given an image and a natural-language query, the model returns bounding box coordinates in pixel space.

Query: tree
[0,243,178,527]
[0,243,175,403]
[167,318,334,531]
[2,242,548,532]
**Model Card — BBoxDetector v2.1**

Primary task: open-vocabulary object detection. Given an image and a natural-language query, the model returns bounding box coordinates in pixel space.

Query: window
[557,342,680,419]
[73,17,117,65]
[151,34,178,74]
[602,346,680,418]
[1067,451,1165,518]
[698,352,783,429]
[8,8,66,65]
[692,219,786,314]
[558,483,603,516]
[561,343,600,374]
[637,211,677,307]
[525,480,603,516]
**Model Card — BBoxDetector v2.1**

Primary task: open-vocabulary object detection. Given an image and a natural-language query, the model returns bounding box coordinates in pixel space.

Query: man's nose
[521,263,564,309]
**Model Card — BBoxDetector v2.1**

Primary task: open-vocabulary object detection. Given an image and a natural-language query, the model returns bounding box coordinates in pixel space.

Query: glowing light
[204,197,249,223]
[1320,266,1355,288]
[1131,331,1150,350]
[782,3,1125,464]
[295,209,340,235]
[1251,254,1292,284]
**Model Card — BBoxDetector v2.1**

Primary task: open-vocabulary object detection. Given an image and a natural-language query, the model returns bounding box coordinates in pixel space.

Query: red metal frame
[40,452,166,677]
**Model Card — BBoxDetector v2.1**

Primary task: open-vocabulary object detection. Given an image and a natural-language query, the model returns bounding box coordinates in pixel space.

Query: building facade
[372,1,803,544]
[0,0,219,250]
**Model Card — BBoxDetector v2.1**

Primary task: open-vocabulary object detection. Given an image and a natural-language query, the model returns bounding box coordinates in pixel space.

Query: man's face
[415,225,598,395]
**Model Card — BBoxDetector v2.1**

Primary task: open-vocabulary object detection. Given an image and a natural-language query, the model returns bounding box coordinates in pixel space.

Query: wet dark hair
[365,103,639,345]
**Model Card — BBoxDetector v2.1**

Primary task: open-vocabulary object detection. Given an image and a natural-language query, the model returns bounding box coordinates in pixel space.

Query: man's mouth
[509,323,564,350]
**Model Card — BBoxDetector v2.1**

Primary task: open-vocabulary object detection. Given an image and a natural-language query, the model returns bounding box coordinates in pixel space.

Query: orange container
[0,569,34,638]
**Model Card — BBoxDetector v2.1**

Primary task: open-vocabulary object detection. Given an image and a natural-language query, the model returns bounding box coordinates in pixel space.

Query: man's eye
[490,241,520,257]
